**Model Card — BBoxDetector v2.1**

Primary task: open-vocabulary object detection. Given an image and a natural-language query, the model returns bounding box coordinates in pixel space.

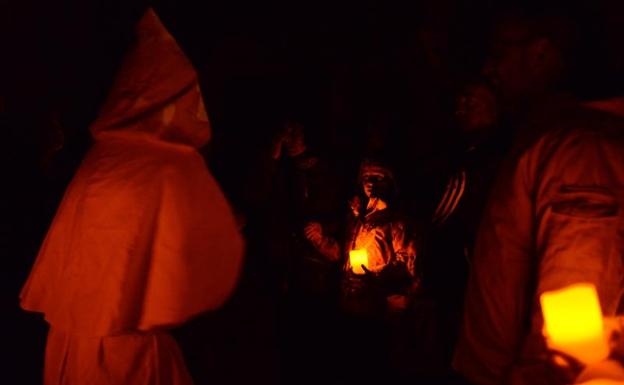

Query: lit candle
[540,283,609,365]
[349,249,368,275]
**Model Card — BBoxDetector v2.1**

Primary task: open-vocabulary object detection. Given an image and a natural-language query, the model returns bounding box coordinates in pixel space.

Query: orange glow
[349,249,369,275]
[540,283,609,364]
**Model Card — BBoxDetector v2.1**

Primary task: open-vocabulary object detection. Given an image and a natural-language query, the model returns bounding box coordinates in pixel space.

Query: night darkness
[3,1,624,384]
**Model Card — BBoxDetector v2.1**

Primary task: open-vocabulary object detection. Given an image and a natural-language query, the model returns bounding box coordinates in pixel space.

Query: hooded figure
[20,8,244,385]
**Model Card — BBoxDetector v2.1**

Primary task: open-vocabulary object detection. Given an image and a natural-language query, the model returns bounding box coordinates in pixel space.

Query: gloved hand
[575,360,624,384]
[349,196,362,217]
[304,222,324,247]
[573,317,624,384]
[544,349,584,383]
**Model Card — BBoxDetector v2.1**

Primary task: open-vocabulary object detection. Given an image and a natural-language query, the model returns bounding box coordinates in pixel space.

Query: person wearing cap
[305,159,419,313]
[304,158,420,382]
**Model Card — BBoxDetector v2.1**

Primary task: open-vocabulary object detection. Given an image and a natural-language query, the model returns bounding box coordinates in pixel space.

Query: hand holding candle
[349,249,368,275]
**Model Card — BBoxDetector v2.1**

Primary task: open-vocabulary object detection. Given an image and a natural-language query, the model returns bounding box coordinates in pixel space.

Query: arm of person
[386,221,421,312]
[392,221,420,283]
[304,222,342,262]
[509,128,624,385]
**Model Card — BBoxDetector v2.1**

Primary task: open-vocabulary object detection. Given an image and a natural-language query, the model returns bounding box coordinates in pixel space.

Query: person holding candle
[453,6,624,385]
[305,158,420,314]
[304,157,421,383]
[537,284,623,384]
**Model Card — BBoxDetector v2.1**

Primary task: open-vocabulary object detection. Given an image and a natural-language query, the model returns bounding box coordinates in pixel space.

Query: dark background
[3,0,624,383]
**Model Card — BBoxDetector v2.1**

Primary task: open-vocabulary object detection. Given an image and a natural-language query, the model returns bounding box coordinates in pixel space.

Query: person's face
[361,171,387,198]
[456,84,498,134]
[482,20,537,108]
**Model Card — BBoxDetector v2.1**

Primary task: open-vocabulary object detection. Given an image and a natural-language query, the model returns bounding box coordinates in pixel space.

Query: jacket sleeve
[391,221,419,279]
[510,128,624,385]
[314,234,342,262]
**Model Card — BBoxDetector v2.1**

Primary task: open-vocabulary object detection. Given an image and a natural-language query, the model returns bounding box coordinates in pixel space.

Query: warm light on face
[349,249,368,275]
[540,283,609,364]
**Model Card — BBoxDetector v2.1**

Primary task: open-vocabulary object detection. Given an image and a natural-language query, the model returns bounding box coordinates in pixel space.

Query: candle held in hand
[540,283,609,365]
[349,249,368,275]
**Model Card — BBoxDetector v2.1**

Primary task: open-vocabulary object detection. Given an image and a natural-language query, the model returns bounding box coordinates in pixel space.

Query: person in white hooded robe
[20,8,244,385]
